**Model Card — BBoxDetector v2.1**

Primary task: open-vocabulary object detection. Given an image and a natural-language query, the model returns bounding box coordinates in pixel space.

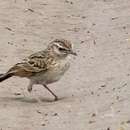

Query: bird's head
[47,39,77,58]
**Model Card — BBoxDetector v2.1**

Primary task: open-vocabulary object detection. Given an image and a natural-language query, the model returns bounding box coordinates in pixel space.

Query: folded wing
[7,51,53,77]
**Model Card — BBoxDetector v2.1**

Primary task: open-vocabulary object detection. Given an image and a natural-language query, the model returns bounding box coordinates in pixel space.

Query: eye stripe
[50,39,72,50]
[59,48,66,51]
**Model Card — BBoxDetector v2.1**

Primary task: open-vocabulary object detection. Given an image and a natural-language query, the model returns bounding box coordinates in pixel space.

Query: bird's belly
[32,61,70,84]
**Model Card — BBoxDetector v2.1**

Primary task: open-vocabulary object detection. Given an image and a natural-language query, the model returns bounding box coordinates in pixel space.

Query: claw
[54,96,58,101]
[27,87,32,93]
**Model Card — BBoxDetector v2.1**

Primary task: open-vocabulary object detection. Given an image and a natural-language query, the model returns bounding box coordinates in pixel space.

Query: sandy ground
[0,0,130,130]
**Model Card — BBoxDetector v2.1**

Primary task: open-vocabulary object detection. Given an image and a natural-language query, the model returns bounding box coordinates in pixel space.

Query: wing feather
[8,51,54,77]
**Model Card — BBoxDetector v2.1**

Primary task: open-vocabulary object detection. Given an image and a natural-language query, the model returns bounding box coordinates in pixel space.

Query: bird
[0,39,77,101]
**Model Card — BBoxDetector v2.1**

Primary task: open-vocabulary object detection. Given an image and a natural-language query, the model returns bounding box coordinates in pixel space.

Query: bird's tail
[0,62,34,82]
[0,73,13,82]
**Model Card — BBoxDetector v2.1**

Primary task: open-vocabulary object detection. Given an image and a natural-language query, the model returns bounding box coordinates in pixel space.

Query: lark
[0,39,77,101]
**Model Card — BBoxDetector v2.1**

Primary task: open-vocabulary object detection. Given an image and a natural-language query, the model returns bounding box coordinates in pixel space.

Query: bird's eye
[59,48,66,51]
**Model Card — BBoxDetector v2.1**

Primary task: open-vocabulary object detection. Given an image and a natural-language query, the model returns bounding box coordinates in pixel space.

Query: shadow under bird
[0,39,77,101]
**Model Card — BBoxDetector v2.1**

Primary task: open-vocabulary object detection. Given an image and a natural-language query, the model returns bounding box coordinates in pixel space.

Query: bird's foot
[27,87,32,93]
[54,96,58,101]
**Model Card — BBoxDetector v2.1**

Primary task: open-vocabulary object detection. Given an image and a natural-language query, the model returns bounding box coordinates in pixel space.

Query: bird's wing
[8,51,54,77]
[25,51,54,72]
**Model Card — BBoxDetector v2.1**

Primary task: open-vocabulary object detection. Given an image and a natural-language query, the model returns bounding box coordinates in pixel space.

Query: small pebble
[36,110,42,114]
[45,113,48,116]
[53,113,58,116]
[93,40,96,45]
[80,41,84,44]
[14,92,21,96]
[91,91,94,95]
[88,120,95,124]
[82,16,86,19]
[123,26,126,29]
[41,123,46,126]
[100,85,106,88]
[27,8,34,12]
[111,17,118,20]
[126,120,130,124]
[91,113,96,117]
[5,27,13,31]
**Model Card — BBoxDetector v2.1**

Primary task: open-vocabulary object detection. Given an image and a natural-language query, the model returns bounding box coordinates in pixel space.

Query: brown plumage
[0,39,77,101]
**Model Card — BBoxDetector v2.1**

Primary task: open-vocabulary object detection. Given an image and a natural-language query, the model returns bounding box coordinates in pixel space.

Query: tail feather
[0,73,13,82]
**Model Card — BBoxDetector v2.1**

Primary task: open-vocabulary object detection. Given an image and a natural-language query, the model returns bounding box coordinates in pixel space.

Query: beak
[70,50,77,56]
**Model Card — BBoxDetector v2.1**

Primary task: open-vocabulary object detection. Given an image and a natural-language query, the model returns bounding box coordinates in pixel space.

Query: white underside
[29,58,70,85]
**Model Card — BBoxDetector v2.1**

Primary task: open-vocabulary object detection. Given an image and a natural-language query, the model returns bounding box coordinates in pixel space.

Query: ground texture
[0,0,130,130]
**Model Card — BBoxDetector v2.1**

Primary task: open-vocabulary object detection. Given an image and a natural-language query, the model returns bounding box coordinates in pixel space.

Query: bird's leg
[27,81,33,93]
[21,81,33,98]
[42,84,58,101]
[27,81,34,99]
[27,81,42,103]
